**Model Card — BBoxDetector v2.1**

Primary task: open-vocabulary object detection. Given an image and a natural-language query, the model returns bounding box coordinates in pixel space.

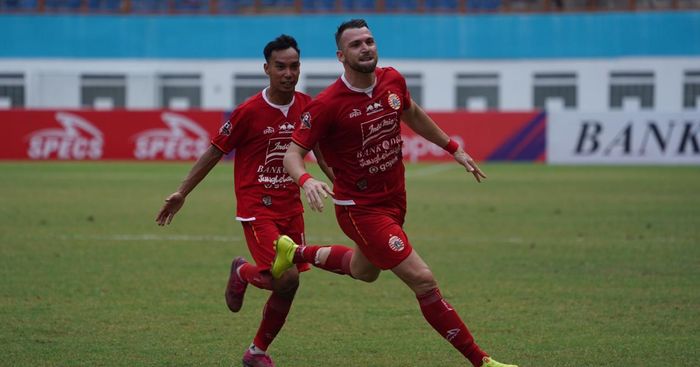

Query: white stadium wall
[1,57,699,112]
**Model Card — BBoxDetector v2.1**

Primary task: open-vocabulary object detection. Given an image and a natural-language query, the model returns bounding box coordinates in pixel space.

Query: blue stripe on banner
[487,112,546,161]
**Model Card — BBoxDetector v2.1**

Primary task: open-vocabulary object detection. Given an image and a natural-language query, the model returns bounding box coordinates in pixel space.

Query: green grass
[1,161,698,366]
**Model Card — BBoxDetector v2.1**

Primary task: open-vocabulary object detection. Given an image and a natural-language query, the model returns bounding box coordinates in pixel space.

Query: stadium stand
[0,0,698,13]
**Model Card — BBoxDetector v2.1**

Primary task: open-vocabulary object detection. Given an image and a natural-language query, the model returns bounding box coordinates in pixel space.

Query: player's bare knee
[411,268,438,295]
[353,268,380,283]
[273,270,300,294]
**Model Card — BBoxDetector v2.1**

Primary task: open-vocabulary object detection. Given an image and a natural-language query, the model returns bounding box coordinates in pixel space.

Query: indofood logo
[133,112,210,160]
[26,112,104,160]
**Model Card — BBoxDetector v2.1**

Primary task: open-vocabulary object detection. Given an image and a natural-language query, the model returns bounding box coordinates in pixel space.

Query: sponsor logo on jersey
[278,122,295,134]
[220,120,232,136]
[133,112,209,160]
[360,112,399,148]
[26,112,104,160]
[263,126,275,135]
[300,112,311,129]
[388,235,405,252]
[349,109,362,118]
[264,137,291,164]
[388,93,401,110]
[365,102,384,115]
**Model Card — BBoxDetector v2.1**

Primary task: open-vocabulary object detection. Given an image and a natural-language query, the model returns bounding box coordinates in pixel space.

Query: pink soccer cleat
[225,257,248,313]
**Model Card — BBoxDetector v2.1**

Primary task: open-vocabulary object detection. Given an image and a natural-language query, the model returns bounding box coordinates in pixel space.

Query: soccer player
[273,19,518,367]
[155,35,335,367]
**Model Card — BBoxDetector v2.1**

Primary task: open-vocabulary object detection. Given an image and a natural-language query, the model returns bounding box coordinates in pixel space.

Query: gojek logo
[133,112,210,160]
[26,112,104,160]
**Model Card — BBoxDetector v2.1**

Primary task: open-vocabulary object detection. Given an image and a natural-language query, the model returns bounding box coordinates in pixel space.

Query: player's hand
[454,148,487,183]
[302,178,334,212]
[156,192,185,226]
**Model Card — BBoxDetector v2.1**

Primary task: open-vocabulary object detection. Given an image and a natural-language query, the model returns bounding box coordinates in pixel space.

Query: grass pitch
[0,161,698,366]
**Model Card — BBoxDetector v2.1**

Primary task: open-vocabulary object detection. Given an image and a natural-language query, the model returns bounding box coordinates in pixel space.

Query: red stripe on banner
[0,110,543,162]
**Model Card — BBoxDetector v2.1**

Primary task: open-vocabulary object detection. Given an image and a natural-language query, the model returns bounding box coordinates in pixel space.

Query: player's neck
[266,88,294,105]
[343,69,376,90]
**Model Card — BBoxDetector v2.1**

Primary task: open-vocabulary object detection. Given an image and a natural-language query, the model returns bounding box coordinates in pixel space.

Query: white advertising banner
[548,112,700,165]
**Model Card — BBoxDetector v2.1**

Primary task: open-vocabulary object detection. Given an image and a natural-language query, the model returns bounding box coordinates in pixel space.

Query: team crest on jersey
[388,235,405,252]
[300,112,312,129]
[388,93,401,110]
[219,120,232,136]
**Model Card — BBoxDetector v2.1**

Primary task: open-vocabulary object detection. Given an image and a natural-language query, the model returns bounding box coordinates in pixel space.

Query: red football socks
[253,291,294,351]
[294,245,353,276]
[238,263,273,290]
[417,288,488,367]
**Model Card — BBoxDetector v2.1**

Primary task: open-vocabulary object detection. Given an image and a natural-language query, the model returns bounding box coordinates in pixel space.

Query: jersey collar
[262,86,295,117]
[341,73,376,98]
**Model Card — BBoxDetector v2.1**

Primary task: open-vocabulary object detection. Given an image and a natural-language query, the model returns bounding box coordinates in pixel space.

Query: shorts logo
[300,112,312,129]
[388,235,405,252]
[262,195,272,207]
[220,120,232,136]
[388,93,401,110]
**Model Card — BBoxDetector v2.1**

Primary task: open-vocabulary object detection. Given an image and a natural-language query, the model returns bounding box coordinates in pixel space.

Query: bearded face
[338,27,378,74]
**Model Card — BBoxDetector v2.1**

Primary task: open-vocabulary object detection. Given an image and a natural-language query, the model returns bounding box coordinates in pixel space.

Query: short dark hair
[263,34,300,62]
[335,19,369,49]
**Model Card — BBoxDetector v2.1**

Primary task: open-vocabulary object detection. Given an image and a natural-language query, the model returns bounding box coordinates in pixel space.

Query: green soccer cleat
[271,235,298,279]
[482,357,518,367]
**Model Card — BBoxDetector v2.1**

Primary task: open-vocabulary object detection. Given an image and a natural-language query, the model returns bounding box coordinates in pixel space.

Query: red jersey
[212,88,312,220]
[292,67,412,206]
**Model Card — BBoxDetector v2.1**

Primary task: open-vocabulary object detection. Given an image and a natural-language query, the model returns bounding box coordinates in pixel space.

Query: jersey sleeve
[291,99,332,151]
[211,105,250,154]
[384,66,413,111]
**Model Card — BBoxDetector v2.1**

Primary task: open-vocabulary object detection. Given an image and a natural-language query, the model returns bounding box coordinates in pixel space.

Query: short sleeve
[211,106,250,154]
[291,99,332,151]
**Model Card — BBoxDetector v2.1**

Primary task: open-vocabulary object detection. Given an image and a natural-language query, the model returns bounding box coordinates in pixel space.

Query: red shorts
[335,201,413,270]
[240,214,311,273]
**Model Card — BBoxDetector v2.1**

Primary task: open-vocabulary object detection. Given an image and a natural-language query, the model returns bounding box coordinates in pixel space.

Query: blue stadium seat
[44,0,82,10]
[217,0,256,12]
[302,0,335,11]
[130,0,169,12]
[173,0,209,12]
[425,0,459,11]
[1,0,39,11]
[341,0,375,11]
[88,0,122,11]
[261,0,296,6]
[467,0,501,11]
[385,0,418,11]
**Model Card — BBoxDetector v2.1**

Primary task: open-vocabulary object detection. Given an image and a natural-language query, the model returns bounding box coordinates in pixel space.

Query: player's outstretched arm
[401,98,486,183]
[284,142,334,212]
[155,145,224,226]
